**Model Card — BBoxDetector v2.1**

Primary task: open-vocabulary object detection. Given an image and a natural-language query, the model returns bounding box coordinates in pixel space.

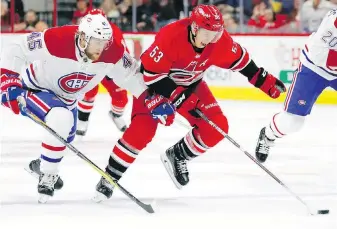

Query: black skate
[108,111,127,132]
[76,110,90,136]
[161,147,189,189]
[26,158,64,190]
[76,120,88,136]
[92,177,115,203]
[255,127,275,163]
[38,173,60,203]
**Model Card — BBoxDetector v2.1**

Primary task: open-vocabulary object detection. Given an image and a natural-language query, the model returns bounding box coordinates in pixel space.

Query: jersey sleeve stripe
[143,69,168,85]
[230,47,251,71]
[143,73,168,85]
[143,69,161,77]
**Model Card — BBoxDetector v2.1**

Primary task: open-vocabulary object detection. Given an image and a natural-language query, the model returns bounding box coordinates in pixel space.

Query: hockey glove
[249,68,286,99]
[1,70,26,115]
[145,94,176,126]
[169,86,203,117]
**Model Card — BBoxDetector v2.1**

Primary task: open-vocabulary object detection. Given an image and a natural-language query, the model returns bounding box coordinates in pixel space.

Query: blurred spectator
[136,0,154,31]
[1,0,20,32]
[223,13,239,33]
[216,3,235,15]
[117,0,132,31]
[7,0,24,20]
[247,0,267,26]
[152,0,178,31]
[117,0,154,31]
[300,0,334,33]
[72,0,91,25]
[248,7,287,30]
[14,9,48,32]
[100,0,120,21]
[269,0,294,14]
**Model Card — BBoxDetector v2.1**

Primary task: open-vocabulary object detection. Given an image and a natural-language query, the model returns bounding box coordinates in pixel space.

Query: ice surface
[1,94,336,229]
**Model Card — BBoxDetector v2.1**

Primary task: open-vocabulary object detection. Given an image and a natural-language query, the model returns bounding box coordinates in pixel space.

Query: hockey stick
[17,97,154,214]
[185,108,326,215]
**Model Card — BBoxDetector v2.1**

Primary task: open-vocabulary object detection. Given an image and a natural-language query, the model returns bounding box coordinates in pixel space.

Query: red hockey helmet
[190,5,224,32]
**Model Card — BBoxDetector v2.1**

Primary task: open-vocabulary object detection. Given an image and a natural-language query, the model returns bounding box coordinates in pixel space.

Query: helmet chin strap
[77,34,90,61]
[191,31,197,43]
[190,22,198,44]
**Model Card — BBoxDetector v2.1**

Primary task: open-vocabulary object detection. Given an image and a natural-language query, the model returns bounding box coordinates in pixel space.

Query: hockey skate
[76,120,89,136]
[25,158,64,190]
[37,173,60,203]
[92,176,115,203]
[160,147,189,189]
[108,110,127,132]
[255,127,275,163]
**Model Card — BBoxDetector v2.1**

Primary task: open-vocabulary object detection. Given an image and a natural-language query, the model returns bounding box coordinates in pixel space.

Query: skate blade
[74,134,85,142]
[38,194,51,204]
[160,153,183,190]
[92,191,109,203]
[75,130,86,138]
[108,111,127,132]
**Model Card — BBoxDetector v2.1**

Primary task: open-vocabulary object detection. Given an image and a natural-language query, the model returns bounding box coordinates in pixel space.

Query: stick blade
[317,209,329,215]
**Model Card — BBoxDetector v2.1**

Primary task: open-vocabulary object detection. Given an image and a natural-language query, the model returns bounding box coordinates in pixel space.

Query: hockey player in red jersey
[76,77,128,135]
[94,4,286,200]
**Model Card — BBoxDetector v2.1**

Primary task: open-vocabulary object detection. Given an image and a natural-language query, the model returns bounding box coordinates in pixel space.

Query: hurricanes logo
[58,72,95,94]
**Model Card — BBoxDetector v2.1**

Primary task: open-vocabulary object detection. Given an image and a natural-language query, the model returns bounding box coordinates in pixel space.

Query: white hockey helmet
[78,11,113,50]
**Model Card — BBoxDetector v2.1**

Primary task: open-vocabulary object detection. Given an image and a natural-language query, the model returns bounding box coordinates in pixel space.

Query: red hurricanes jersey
[141,18,251,87]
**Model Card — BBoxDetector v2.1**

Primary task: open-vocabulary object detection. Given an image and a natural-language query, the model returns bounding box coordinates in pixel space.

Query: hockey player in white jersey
[76,12,129,136]
[0,10,146,203]
[255,9,337,163]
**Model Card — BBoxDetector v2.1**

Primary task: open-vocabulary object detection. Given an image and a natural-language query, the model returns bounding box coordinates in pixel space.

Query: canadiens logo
[298,100,306,106]
[58,73,95,94]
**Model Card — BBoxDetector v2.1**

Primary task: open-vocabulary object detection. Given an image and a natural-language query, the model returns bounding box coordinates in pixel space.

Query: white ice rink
[1,94,336,229]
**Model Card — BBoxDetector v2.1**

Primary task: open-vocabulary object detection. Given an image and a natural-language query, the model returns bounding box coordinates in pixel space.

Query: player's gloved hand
[1,72,26,115]
[249,68,286,99]
[145,94,176,126]
[169,86,203,117]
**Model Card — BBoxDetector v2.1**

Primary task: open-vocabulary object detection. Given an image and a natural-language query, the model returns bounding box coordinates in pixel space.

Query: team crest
[58,72,95,94]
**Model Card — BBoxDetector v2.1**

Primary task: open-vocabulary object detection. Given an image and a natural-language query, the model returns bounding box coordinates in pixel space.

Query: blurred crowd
[1,0,337,33]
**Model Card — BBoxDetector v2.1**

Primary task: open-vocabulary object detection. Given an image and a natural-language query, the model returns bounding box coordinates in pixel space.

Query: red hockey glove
[249,68,286,99]
[1,69,25,115]
[145,94,176,126]
[169,86,203,116]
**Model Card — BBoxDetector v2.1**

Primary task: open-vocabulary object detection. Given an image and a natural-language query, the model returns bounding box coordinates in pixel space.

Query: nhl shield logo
[58,72,95,94]
[122,54,132,68]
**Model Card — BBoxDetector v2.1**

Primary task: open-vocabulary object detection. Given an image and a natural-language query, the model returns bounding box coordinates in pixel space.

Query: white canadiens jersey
[300,9,337,80]
[0,25,146,105]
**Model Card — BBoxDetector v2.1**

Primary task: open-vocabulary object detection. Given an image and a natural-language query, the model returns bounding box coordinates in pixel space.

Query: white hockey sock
[40,107,74,174]
[266,112,306,140]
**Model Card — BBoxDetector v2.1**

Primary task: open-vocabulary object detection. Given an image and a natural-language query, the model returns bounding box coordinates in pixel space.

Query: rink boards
[1,33,336,104]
